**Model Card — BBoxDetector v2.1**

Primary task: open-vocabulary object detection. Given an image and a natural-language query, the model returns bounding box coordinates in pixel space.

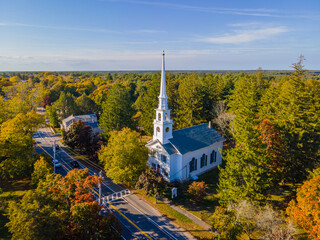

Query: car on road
[70,160,80,168]
[52,159,61,168]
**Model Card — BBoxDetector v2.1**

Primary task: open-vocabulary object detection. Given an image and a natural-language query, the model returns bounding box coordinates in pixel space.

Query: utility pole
[53,140,56,174]
[98,171,102,205]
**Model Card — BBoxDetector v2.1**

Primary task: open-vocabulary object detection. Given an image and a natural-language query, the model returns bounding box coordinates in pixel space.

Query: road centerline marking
[108,202,153,240]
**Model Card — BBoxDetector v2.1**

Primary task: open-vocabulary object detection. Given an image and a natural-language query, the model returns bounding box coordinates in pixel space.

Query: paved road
[34,128,195,240]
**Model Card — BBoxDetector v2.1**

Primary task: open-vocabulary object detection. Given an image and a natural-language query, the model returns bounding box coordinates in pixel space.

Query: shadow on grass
[163,165,224,224]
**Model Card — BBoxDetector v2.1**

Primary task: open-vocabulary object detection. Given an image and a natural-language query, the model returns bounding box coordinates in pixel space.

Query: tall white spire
[158,50,168,109]
[153,50,173,144]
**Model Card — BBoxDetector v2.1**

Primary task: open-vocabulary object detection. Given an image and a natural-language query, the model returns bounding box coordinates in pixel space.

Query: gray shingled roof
[163,143,178,155]
[169,123,225,155]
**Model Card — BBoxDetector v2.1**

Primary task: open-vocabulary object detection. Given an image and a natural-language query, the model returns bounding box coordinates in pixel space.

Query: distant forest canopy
[0,67,319,137]
[1,69,320,78]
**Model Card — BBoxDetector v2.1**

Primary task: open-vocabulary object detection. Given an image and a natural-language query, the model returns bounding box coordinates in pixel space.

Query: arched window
[161,154,167,163]
[158,113,161,121]
[165,113,169,120]
[189,157,197,173]
[210,150,217,164]
[200,154,207,168]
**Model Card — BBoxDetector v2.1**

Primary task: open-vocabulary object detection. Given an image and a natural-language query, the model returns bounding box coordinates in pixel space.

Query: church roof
[169,123,225,155]
[163,142,178,155]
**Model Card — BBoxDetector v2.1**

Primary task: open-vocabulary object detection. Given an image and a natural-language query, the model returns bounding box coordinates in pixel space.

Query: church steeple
[158,51,168,109]
[153,51,173,144]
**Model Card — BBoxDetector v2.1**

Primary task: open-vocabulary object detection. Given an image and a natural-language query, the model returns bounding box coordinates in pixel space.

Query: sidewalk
[158,196,216,233]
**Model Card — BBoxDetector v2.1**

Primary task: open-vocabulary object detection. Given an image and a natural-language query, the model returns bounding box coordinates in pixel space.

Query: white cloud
[100,0,317,18]
[201,27,289,44]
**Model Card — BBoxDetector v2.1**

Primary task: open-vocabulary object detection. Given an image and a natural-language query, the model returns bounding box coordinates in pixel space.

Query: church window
[156,127,160,132]
[200,154,207,168]
[166,127,169,132]
[189,157,197,173]
[158,113,161,121]
[165,113,169,120]
[210,150,217,164]
[161,154,167,163]
[162,168,168,177]
[150,150,156,157]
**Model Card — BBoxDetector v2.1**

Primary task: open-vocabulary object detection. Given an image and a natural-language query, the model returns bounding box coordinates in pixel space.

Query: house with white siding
[61,114,103,134]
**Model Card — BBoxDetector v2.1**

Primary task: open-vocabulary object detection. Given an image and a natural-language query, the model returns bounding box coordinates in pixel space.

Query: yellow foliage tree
[98,128,148,187]
[286,169,320,240]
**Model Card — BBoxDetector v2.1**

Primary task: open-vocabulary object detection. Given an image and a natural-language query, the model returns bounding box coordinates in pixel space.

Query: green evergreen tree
[76,93,97,115]
[45,105,59,128]
[259,57,320,182]
[54,92,77,119]
[176,73,205,129]
[218,75,271,205]
[134,77,159,136]
[99,84,136,137]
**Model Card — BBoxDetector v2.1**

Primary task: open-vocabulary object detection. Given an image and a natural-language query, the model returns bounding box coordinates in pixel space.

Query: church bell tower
[153,51,173,144]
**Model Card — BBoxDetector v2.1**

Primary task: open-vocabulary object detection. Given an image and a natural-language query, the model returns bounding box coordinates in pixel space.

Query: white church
[146,51,225,182]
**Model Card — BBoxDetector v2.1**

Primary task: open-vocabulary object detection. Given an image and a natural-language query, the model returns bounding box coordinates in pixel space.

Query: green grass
[54,128,62,134]
[164,166,221,225]
[135,189,216,240]
[0,179,31,240]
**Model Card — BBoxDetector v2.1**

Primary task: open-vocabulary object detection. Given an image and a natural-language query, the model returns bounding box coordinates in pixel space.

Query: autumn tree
[7,168,122,240]
[286,169,320,239]
[0,111,44,179]
[31,156,52,187]
[135,167,166,200]
[99,128,148,187]
[211,206,242,240]
[212,200,294,240]
[41,95,52,108]
[187,181,208,202]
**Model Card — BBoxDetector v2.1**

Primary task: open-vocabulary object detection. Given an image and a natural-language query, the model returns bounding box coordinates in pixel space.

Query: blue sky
[0,0,319,71]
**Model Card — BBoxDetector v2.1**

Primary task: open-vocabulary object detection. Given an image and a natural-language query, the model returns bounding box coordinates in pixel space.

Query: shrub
[187,181,208,202]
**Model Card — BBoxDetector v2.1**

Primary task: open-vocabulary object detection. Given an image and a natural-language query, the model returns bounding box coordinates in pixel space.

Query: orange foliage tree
[7,168,122,239]
[286,169,320,239]
[187,181,209,202]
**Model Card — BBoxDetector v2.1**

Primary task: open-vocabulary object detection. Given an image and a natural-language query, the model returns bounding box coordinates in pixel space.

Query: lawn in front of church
[164,166,221,225]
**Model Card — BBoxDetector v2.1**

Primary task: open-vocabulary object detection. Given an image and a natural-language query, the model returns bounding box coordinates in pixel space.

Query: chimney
[208,121,212,128]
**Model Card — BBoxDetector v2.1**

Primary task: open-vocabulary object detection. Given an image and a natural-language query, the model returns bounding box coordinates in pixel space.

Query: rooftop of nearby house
[62,114,97,128]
